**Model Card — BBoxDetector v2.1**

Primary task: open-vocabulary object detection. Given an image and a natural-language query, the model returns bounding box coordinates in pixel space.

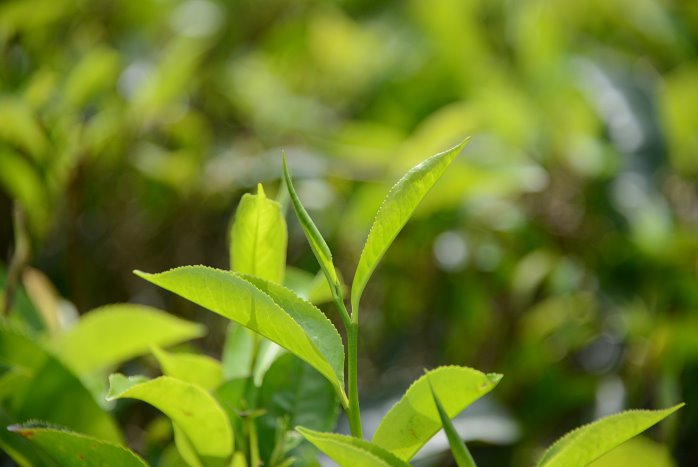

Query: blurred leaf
[48,304,206,374]
[231,183,287,284]
[297,427,410,467]
[107,373,233,461]
[427,377,476,467]
[221,323,254,380]
[537,404,684,466]
[62,47,121,108]
[151,345,223,391]
[135,267,347,407]
[8,424,147,467]
[0,326,122,443]
[0,97,49,160]
[372,366,501,461]
[352,138,467,316]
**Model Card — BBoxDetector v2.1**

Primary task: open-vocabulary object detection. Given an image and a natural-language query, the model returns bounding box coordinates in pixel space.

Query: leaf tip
[487,373,503,385]
[133,269,150,279]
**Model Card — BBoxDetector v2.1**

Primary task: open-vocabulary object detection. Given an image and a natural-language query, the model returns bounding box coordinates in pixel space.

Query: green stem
[347,321,362,438]
[333,296,362,438]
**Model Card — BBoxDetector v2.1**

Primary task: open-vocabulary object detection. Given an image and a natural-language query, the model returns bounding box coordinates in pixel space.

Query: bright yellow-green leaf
[49,304,206,374]
[283,154,343,304]
[231,183,287,284]
[173,423,204,467]
[152,345,223,391]
[588,436,676,467]
[537,404,684,467]
[8,424,147,467]
[351,139,468,317]
[135,266,347,408]
[297,427,410,467]
[428,377,476,467]
[372,366,501,461]
[107,374,233,461]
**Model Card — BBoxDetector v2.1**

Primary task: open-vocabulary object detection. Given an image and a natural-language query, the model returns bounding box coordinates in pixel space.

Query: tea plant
[8,140,683,466]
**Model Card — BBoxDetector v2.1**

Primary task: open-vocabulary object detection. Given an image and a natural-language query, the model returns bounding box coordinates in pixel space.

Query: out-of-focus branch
[3,204,30,315]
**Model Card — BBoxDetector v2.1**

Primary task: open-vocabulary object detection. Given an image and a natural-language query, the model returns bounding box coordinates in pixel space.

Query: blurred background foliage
[1,0,698,465]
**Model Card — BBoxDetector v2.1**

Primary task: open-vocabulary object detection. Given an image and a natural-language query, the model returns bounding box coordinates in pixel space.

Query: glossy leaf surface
[372,365,501,461]
[231,183,287,284]
[351,139,468,316]
[107,374,233,460]
[297,427,410,467]
[135,266,347,406]
[49,304,205,374]
[537,404,684,467]
[8,424,147,467]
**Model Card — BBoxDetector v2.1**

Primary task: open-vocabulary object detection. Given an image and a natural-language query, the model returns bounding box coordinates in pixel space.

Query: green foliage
[107,374,233,463]
[151,345,222,391]
[296,427,410,467]
[372,366,501,461]
[134,267,347,407]
[428,377,476,467]
[537,404,685,467]
[8,424,147,467]
[48,304,205,374]
[231,183,287,284]
[351,138,468,317]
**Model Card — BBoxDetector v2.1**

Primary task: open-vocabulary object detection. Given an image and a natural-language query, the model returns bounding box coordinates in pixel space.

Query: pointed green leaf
[282,154,342,303]
[107,374,233,460]
[537,404,684,467]
[372,365,501,461]
[428,377,476,467]
[7,424,147,467]
[351,139,468,316]
[173,422,204,467]
[48,304,205,374]
[151,345,223,391]
[296,427,410,467]
[135,266,347,407]
[231,183,287,284]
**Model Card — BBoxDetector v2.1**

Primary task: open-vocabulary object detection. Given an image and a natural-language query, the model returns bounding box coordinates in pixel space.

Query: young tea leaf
[231,183,287,284]
[296,427,410,467]
[372,365,501,461]
[282,154,343,306]
[537,404,684,467]
[351,139,469,317]
[48,303,205,374]
[135,266,347,408]
[107,374,233,461]
[151,345,223,391]
[7,424,148,467]
[428,377,476,467]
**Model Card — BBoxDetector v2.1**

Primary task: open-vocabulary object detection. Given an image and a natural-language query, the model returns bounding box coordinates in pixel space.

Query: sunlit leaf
[151,345,223,391]
[372,365,501,461]
[8,424,147,467]
[49,304,205,374]
[428,377,476,467]
[107,374,233,461]
[135,266,347,407]
[231,183,287,284]
[283,153,342,303]
[297,427,410,467]
[538,404,684,467]
[351,139,468,316]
